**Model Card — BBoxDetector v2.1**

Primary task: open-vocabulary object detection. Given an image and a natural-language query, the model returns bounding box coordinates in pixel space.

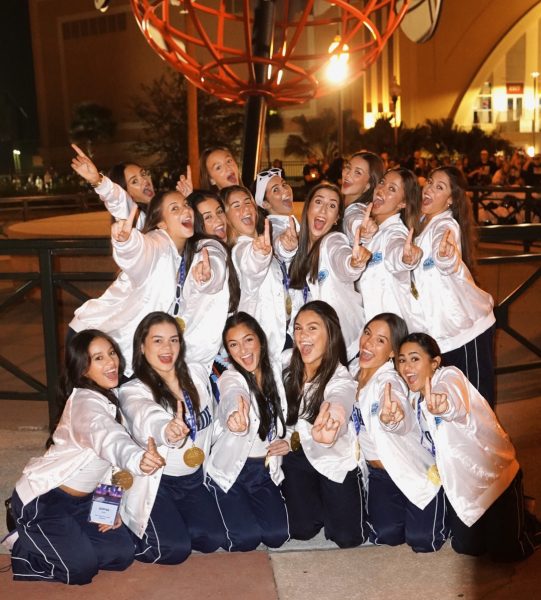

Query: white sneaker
[1,530,19,552]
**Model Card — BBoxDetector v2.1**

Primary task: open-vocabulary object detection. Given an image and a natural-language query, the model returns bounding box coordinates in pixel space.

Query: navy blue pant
[10,488,134,585]
[366,465,448,552]
[281,448,369,548]
[448,469,537,562]
[206,458,290,552]
[443,324,495,407]
[135,468,227,564]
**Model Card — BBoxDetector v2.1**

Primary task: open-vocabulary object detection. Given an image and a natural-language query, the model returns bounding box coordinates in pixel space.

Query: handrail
[0,230,539,428]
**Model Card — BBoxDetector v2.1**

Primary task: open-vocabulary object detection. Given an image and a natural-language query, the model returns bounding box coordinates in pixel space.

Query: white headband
[254,168,283,207]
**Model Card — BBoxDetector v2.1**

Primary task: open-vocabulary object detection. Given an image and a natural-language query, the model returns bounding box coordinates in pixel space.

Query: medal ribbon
[182,389,197,443]
[302,282,310,304]
[351,405,362,435]
[172,257,187,317]
[416,396,436,457]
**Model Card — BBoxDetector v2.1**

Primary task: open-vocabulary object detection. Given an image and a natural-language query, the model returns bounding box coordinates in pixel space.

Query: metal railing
[0,225,540,429]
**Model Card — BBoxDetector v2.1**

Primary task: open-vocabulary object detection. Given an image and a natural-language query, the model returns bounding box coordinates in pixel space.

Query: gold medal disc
[184,445,205,468]
[285,295,292,316]
[112,470,134,490]
[290,431,301,452]
[355,440,361,463]
[427,464,441,486]
[176,317,186,332]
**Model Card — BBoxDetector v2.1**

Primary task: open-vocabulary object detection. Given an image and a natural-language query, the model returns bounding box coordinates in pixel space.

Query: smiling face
[397,341,441,393]
[421,170,452,221]
[197,197,227,241]
[341,156,371,201]
[306,187,340,243]
[84,337,120,389]
[157,192,194,248]
[206,149,240,189]
[372,171,406,224]
[141,321,180,379]
[294,309,328,376]
[225,322,262,379]
[224,190,258,238]
[358,320,394,372]
[263,176,293,215]
[124,164,154,204]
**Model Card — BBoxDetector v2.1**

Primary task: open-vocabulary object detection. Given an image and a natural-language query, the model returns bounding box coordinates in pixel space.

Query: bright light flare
[326,36,349,84]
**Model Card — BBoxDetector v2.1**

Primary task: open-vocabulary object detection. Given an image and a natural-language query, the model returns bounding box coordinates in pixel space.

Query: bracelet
[91,172,104,188]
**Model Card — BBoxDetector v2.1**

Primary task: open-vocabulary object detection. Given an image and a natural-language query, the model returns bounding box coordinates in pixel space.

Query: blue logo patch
[423,257,435,270]
[370,402,379,416]
[434,416,442,426]
[367,251,383,267]
[318,269,329,283]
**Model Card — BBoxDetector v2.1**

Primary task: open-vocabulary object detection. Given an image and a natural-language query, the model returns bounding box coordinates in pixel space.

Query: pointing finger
[264,218,271,246]
[71,143,86,158]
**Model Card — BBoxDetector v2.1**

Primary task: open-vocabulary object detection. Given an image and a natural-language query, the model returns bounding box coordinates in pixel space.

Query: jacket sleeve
[119,383,178,448]
[323,370,357,438]
[430,368,469,423]
[187,240,228,296]
[342,203,366,246]
[325,232,365,282]
[384,227,421,273]
[216,369,251,436]
[431,220,462,275]
[69,389,146,475]
[94,176,137,221]
[377,372,415,435]
[232,237,272,295]
[112,229,170,288]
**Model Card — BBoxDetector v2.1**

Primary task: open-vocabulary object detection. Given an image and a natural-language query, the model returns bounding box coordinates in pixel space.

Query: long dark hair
[49,330,125,445]
[348,151,384,205]
[222,312,286,441]
[284,301,347,425]
[132,312,200,416]
[185,190,240,313]
[141,190,174,234]
[427,166,477,276]
[289,183,344,289]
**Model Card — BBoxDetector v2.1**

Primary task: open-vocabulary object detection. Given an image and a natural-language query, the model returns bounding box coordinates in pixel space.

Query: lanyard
[172,257,186,317]
[416,396,436,457]
[302,282,310,304]
[182,389,197,443]
[351,405,362,434]
[279,260,289,294]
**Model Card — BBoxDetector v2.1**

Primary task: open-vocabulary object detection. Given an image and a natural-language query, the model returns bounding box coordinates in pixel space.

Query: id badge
[89,484,123,526]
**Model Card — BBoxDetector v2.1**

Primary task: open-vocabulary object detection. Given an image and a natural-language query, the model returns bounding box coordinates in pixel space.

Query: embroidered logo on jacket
[318,269,329,283]
[367,251,383,267]
[371,402,379,416]
[423,257,435,270]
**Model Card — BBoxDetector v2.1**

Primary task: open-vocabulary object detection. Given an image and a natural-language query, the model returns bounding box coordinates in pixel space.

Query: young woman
[341,151,384,245]
[411,166,496,405]
[354,314,447,552]
[356,168,422,325]
[7,330,164,585]
[205,312,290,551]
[288,183,371,361]
[70,144,155,229]
[119,312,227,563]
[282,301,367,548]
[200,145,241,190]
[398,332,539,561]
[221,185,295,360]
[69,191,195,375]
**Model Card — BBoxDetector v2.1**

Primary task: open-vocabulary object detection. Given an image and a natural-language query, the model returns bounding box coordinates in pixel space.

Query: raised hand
[379,382,405,426]
[193,247,212,285]
[226,396,250,433]
[176,165,194,197]
[424,378,448,415]
[139,436,166,474]
[402,228,423,265]
[360,202,378,241]
[351,224,372,269]
[252,218,272,256]
[70,143,101,186]
[165,399,190,444]
[111,204,138,242]
[278,216,298,252]
[438,228,457,259]
[311,401,340,445]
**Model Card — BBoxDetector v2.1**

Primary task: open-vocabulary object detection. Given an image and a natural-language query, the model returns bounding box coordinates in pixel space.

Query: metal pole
[241,0,275,188]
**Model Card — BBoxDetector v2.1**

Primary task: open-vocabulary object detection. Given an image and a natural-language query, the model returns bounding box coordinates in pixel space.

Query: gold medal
[112,470,134,490]
[176,317,186,332]
[285,295,292,316]
[290,431,301,452]
[427,464,441,486]
[355,440,361,463]
[183,445,205,468]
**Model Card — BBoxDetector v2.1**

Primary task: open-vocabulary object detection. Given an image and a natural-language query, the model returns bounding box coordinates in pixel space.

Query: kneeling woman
[119,312,227,563]
[398,333,539,562]
[206,312,290,551]
[355,314,447,552]
[8,330,164,585]
[282,300,367,548]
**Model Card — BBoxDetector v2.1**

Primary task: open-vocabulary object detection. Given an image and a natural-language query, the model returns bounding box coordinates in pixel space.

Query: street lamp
[532,71,539,153]
[12,149,21,174]
[390,75,402,149]
[326,36,350,157]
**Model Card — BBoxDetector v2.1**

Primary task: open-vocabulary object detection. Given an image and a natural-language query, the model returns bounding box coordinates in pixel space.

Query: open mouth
[241,215,254,227]
[239,353,255,368]
[227,173,238,184]
[359,349,374,363]
[158,353,174,365]
[372,195,384,209]
[214,225,226,238]
[313,217,327,232]
[104,369,118,382]
[299,342,313,357]
[181,216,193,228]
[143,185,154,198]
